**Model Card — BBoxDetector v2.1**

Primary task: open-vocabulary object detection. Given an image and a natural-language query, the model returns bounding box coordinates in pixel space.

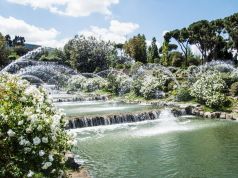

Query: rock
[185,106,195,115]
[199,111,204,117]
[220,113,226,119]
[204,112,211,118]
[65,153,81,171]
[232,116,237,120]
[226,114,233,120]
[213,112,221,119]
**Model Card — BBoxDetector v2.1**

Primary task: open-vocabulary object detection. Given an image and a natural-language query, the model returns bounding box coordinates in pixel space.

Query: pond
[71,110,238,178]
[55,101,156,117]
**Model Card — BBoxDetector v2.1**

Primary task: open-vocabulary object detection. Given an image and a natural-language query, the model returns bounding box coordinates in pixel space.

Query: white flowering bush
[0,74,71,177]
[107,72,131,95]
[68,75,107,92]
[82,77,108,92]
[67,75,86,92]
[139,76,167,99]
[190,71,227,108]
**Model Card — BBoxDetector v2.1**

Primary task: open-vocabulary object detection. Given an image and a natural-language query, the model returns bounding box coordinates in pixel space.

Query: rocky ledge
[188,105,237,120]
[65,153,91,178]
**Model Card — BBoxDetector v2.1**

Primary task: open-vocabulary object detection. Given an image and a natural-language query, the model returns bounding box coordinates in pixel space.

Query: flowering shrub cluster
[68,75,108,92]
[190,71,227,108]
[131,71,171,99]
[0,74,71,177]
[107,72,132,95]
[139,76,167,99]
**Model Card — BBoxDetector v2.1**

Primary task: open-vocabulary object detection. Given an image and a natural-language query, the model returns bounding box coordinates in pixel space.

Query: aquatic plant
[0,74,71,177]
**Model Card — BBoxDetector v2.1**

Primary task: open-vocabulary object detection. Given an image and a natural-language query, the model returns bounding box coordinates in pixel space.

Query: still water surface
[72,111,238,178]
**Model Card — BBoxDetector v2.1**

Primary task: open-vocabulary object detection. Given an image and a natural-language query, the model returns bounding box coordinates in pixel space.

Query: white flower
[26,127,32,133]
[18,120,24,126]
[27,170,34,177]
[19,138,30,146]
[52,136,57,142]
[37,125,43,131]
[28,114,37,123]
[49,154,54,162]
[24,147,31,153]
[7,129,15,137]
[33,137,41,145]
[24,107,33,116]
[20,96,27,102]
[39,150,45,156]
[42,162,52,169]
[42,137,48,143]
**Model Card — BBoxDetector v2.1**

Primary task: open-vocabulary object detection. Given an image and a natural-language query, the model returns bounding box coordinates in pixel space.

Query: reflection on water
[71,114,238,178]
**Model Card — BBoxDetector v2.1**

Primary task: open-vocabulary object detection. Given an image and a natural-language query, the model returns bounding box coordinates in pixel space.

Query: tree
[64,35,117,73]
[166,28,190,66]
[123,34,147,63]
[5,35,12,47]
[224,13,238,52]
[161,41,169,66]
[188,20,220,63]
[12,36,25,47]
[0,33,8,66]
[147,37,159,63]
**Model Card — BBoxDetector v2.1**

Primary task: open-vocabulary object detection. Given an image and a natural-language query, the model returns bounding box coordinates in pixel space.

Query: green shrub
[0,74,71,177]
[230,82,238,96]
[175,88,193,101]
[8,53,19,60]
[68,75,107,92]
[130,62,143,75]
[221,72,238,88]
[139,76,166,99]
[190,71,227,108]
[107,72,131,95]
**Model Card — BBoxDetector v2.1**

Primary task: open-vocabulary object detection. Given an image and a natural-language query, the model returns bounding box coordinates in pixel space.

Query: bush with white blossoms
[107,72,132,95]
[190,71,228,108]
[67,75,107,92]
[139,76,167,99]
[0,73,71,177]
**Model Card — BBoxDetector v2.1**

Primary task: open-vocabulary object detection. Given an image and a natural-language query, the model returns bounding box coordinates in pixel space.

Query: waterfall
[67,110,161,129]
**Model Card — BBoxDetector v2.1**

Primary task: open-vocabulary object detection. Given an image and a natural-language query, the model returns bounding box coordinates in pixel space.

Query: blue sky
[0,0,237,47]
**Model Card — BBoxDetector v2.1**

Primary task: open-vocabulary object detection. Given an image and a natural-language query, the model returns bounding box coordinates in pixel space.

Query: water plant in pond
[0,73,71,177]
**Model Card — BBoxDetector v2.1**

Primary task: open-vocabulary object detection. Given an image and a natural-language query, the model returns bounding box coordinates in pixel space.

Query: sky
[0,0,238,48]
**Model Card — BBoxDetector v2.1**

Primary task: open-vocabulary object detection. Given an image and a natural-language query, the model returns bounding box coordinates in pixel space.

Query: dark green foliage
[175,88,193,101]
[0,33,9,66]
[147,37,159,63]
[13,46,29,56]
[165,28,189,66]
[64,35,117,73]
[170,51,183,67]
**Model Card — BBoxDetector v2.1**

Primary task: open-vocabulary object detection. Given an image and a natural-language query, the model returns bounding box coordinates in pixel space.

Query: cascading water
[1,47,77,86]
[132,109,189,137]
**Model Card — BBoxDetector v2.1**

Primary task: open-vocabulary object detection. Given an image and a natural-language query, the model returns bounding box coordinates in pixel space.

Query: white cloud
[80,20,139,43]
[0,16,67,48]
[7,0,119,17]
